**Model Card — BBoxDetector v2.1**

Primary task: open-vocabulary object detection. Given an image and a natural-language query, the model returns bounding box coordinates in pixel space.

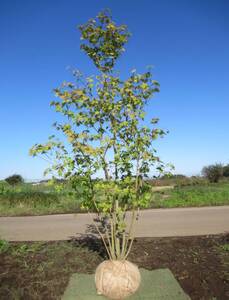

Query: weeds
[219,244,229,252]
[0,181,229,216]
[0,239,10,254]
[150,182,229,208]
[0,240,102,300]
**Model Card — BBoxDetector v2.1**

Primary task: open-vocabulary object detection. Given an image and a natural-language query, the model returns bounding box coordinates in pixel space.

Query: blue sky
[0,0,228,180]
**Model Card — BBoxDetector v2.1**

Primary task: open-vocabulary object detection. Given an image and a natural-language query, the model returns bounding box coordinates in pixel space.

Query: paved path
[0,206,228,241]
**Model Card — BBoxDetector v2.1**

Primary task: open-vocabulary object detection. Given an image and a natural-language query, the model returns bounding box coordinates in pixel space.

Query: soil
[130,235,229,300]
[0,234,228,300]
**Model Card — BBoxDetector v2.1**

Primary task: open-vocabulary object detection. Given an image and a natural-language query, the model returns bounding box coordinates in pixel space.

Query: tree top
[79,9,130,73]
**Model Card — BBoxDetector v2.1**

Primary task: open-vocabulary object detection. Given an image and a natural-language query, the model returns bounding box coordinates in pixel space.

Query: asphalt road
[0,206,228,241]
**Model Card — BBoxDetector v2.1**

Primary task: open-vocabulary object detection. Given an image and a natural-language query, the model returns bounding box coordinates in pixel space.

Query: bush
[223,165,229,177]
[5,174,24,186]
[202,163,224,183]
[0,181,10,195]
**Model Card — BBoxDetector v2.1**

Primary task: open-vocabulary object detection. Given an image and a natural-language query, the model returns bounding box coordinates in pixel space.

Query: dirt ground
[130,235,229,300]
[0,234,228,300]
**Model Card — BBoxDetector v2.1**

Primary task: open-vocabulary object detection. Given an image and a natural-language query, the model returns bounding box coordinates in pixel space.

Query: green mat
[62,268,190,299]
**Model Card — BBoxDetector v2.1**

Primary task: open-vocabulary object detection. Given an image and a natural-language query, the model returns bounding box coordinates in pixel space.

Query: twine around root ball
[95,260,141,300]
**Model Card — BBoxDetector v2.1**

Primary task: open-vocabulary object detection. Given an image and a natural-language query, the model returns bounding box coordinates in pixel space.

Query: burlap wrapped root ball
[95,260,141,299]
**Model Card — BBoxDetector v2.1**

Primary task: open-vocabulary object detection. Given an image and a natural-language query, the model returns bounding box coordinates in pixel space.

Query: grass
[0,181,229,216]
[0,192,82,216]
[0,239,10,253]
[150,182,229,208]
[0,182,83,216]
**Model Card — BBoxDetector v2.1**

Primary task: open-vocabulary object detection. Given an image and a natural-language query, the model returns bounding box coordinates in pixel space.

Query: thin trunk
[113,132,118,180]
[104,165,109,180]
[135,155,140,193]
[114,147,118,179]
[110,217,116,259]
[124,209,136,260]
[110,115,118,180]
[102,144,110,180]
[87,211,112,260]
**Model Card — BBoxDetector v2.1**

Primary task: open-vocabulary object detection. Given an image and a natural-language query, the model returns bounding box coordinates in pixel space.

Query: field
[151,182,229,208]
[0,234,228,300]
[0,179,229,216]
[0,182,82,216]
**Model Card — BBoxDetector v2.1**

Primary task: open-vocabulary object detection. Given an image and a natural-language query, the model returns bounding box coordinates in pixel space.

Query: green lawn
[0,181,229,216]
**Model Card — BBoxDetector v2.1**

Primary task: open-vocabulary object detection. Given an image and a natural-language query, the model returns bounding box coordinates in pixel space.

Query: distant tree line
[2,163,229,186]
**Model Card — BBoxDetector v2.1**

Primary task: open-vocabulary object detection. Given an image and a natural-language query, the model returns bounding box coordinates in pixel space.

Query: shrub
[0,181,10,195]
[5,174,24,186]
[202,163,224,183]
[223,165,229,177]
